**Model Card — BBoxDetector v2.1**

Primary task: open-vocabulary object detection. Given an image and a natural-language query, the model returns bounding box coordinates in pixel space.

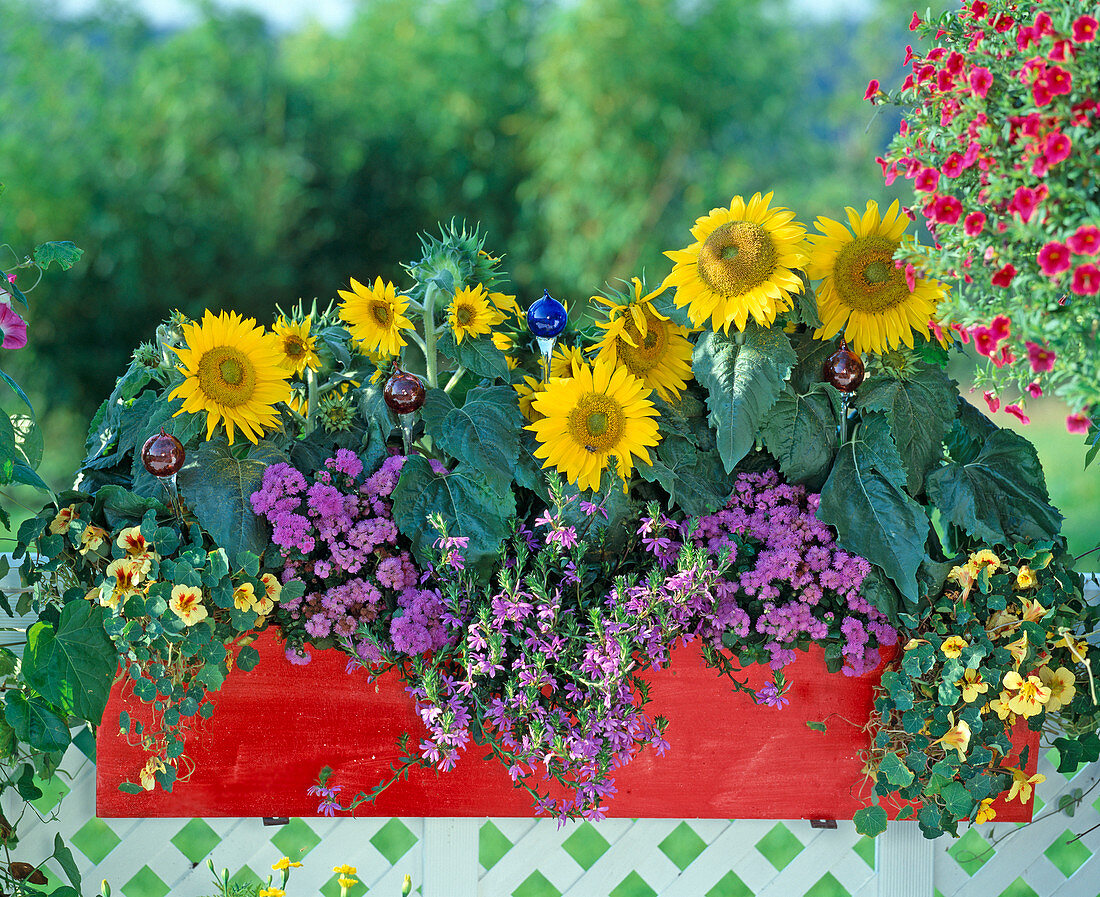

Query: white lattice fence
[10,734,1100,897]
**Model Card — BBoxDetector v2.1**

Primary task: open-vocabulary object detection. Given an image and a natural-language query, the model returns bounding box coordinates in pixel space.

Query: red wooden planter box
[96,630,1038,820]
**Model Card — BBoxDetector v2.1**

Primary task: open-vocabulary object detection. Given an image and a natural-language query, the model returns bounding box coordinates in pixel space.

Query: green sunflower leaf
[3,692,70,753]
[818,413,929,604]
[855,361,958,495]
[437,331,510,382]
[760,383,842,488]
[421,386,523,493]
[638,433,733,516]
[926,425,1062,545]
[693,323,797,473]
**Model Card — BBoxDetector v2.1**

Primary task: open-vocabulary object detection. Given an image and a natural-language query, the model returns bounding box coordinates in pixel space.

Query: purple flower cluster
[638,470,897,676]
[251,450,447,656]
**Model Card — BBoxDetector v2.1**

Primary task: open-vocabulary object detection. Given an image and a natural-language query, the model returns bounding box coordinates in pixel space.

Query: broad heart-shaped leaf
[855,363,958,495]
[818,413,929,603]
[52,832,83,892]
[391,455,513,571]
[4,692,70,752]
[638,433,733,516]
[853,805,888,837]
[926,427,1062,545]
[23,601,116,723]
[436,331,510,381]
[33,240,83,271]
[879,751,915,787]
[760,383,841,488]
[421,386,522,492]
[693,323,797,473]
[177,440,286,561]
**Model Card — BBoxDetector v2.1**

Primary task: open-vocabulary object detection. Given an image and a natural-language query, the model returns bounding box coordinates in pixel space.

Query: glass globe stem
[160,472,183,522]
[537,335,556,384]
[839,393,853,446]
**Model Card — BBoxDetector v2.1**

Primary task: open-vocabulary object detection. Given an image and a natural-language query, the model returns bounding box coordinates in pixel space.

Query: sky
[55,0,868,31]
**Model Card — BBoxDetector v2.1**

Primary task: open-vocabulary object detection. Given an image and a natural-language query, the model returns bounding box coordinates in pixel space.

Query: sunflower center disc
[456,305,474,326]
[618,313,668,375]
[371,301,392,326]
[833,235,910,313]
[284,336,306,358]
[697,221,778,297]
[568,394,624,453]
[197,346,258,407]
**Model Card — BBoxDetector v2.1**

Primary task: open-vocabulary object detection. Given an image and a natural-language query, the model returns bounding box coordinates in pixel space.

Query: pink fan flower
[988,315,1011,341]
[1008,186,1039,222]
[864,79,881,101]
[914,168,940,192]
[0,305,27,350]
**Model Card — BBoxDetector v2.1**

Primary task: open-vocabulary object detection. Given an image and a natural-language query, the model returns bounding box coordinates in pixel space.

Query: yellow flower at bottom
[1006,767,1045,804]
[1015,565,1037,589]
[333,865,357,876]
[975,798,996,824]
[527,357,661,492]
[259,889,286,897]
[1038,666,1076,712]
[271,857,302,872]
[932,716,971,761]
[1002,671,1050,718]
[233,582,257,612]
[941,635,968,659]
[169,584,208,626]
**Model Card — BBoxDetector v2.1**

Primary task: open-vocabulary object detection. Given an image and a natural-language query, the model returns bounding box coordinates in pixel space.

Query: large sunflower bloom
[273,316,321,376]
[338,277,414,357]
[807,200,948,355]
[593,278,694,402]
[449,284,506,344]
[527,357,660,492]
[169,310,292,444]
[660,192,808,333]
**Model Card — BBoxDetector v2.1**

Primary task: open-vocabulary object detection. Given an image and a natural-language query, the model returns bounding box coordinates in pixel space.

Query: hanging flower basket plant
[13,190,1098,841]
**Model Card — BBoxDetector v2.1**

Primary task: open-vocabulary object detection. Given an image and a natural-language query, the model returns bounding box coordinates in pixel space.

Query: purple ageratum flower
[285,645,312,665]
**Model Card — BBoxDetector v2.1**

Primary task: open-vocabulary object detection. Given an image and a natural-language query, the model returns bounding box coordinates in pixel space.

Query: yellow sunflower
[807,200,948,355]
[660,192,808,333]
[593,278,694,402]
[550,344,588,378]
[273,316,321,376]
[169,310,292,445]
[449,284,506,344]
[527,357,660,492]
[338,277,414,357]
[515,375,551,423]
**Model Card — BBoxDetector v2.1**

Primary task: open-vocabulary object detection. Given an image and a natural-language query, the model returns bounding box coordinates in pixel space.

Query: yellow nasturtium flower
[1006,768,1045,804]
[1038,666,1077,712]
[1015,565,1037,589]
[932,716,971,761]
[958,668,989,703]
[941,635,968,658]
[975,798,997,824]
[1002,671,1050,718]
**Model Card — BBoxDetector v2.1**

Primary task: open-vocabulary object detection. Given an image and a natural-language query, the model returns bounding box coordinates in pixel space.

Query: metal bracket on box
[810,819,837,829]
[262,817,290,826]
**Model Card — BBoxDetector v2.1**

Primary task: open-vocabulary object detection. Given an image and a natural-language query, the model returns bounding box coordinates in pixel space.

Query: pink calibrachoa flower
[1068,225,1100,255]
[1037,242,1071,276]
[972,328,1000,358]
[1042,132,1072,167]
[864,79,881,100]
[941,152,965,178]
[988,315,1010,341]
[1026,342,1056,372]
[914,168,940,193]
[909,11,921,31]
[964,211,986,236]
[991,263,1017,287]
[1066,413,1092,434]
[1008,186,1039,222]
[0,305,28,350]
[1072,15,1097,43]
[1046,66,1072,95]
[931,195,963,224]
[983,390,1000,413]
[1072,264,1100,295]
[1005,404,1031,425]
[1026,382,1043,398]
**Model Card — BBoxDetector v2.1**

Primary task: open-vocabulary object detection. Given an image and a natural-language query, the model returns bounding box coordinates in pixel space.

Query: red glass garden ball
[384,370,426,415]
[822,343,865,392]
[141,428,186,477]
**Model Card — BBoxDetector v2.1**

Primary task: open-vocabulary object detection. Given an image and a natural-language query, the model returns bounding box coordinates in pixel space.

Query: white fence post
[422,818,478,897]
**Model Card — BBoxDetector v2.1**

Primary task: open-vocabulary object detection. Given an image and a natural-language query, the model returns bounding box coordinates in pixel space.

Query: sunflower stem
[423,283,444,389]
[443,367,466,394]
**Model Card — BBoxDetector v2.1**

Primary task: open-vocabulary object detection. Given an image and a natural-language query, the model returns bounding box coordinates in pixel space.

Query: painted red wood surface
[97,630,1038,820]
